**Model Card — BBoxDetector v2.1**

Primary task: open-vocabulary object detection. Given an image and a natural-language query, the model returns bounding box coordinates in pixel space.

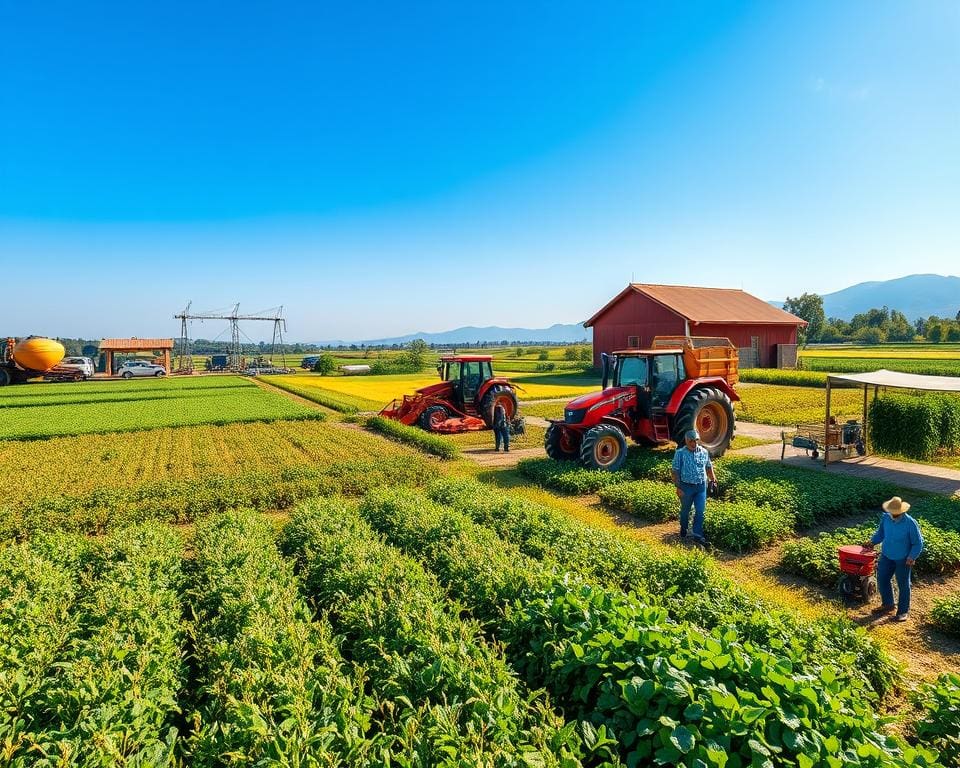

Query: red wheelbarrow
[837,545,878,601]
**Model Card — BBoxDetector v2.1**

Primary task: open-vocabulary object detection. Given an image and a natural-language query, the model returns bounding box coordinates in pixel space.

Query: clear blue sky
[1,1,957,341]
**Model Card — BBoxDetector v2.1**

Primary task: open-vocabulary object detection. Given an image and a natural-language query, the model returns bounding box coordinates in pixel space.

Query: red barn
[585,283,806,368]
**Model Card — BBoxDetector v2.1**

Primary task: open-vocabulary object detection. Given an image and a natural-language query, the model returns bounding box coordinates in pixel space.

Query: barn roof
[584,284,808,328]
[99,338,175,350]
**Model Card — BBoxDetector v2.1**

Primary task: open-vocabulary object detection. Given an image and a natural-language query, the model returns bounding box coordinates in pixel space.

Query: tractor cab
[604,348,686,416]
[437,355,494,409]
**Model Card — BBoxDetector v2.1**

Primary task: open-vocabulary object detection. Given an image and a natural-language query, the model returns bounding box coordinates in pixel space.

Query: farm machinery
[379,354,523,433]
[0,337,67,386]
[545,336,740,471]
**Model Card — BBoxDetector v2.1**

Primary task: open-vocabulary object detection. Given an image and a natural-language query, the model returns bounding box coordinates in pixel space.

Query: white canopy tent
[824,369,960,465]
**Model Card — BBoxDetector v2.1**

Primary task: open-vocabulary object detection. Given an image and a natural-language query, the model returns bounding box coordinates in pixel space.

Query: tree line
[783,294,960,345]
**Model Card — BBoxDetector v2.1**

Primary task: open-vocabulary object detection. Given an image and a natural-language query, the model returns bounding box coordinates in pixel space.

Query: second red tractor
[545,337,739,470]
[380,354,521,433]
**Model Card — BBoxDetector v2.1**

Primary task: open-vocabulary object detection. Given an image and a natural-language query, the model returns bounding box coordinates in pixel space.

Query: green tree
[313,353,336,375]
[927,323,944,343]
[563,346,579,361]
[405,339,429,371]
[514,347,525,358]
[855,326,885,344]
[537,349,549,361]
[887,310,914,342]
[783,293,825,344]
[947,325,960,342]
[578,346,592,362]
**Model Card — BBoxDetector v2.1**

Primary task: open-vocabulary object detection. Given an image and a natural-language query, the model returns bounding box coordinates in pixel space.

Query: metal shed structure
[825,369,960,465]
[99,338,174,375]
[584,284,807,368]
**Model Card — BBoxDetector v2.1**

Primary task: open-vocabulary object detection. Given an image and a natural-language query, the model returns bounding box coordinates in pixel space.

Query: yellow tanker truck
[0,337,66,386]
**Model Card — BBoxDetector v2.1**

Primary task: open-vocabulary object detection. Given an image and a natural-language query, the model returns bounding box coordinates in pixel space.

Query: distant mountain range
[772,273,960,321]
[314,323,591,347]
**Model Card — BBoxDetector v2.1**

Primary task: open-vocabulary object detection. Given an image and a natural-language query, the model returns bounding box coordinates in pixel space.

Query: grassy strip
[0,455,431,542]
[931,593,960,637]
[912,674,960,766]
[739,369,829,387]
[365,416,459,459]
[428,477,898,698]
[804,357,960,376]
[358,487,929,767]
[186,510,383,765]
[281,500,589,765]
[16,523,185,765]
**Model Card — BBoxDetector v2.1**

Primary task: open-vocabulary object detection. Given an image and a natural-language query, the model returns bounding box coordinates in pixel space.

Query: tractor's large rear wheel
[479,384,519,428]
[671,387,735,458]
[419,405,450,432]
[545,423,580,461]
[580,424,628,472]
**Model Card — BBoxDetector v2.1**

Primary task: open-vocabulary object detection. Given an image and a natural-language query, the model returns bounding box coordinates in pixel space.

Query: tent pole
[862,384,869,457]
[824,378,831,467]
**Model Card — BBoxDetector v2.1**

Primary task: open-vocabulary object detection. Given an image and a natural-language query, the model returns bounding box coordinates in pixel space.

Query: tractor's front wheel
[419,405,450,432]
[580,424,628,472]
[545,423,579,461]
[479,385,519,428]
[672,387,735,458]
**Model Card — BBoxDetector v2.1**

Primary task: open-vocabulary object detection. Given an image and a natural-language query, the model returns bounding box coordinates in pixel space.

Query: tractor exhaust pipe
[601,352,610,390]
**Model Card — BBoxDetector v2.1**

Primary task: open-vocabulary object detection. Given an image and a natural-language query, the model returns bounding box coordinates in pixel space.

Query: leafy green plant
[516,458,631,493]
[931,592,960,637]
[912,673,960,766]
[870,395,946,460]
[365,416,459,459]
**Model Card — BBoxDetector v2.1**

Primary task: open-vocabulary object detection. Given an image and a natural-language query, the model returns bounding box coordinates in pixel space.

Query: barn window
[627,336,640,348]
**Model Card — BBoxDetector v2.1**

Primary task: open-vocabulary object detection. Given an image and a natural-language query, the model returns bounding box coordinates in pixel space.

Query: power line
[174,302,287,373]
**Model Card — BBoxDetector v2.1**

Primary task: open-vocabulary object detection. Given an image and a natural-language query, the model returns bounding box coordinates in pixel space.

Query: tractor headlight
[565,408,586,425]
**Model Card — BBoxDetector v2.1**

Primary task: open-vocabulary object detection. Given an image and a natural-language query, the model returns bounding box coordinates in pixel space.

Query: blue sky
[1,1,957,341]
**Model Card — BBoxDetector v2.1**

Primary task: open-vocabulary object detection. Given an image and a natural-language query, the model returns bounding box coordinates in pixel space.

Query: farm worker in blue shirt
[671,429,718,545]
[864,496,923,622]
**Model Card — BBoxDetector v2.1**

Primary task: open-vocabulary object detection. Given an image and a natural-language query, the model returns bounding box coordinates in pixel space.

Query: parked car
[117,360,166,378]
[301,355,320,369]
[58,356,96,379]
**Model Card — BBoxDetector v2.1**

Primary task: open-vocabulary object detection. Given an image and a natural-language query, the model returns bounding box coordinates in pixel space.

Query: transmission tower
[173,303,288,373]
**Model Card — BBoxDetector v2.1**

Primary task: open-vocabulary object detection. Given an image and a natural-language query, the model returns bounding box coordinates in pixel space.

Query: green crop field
[0,376,320,440]
[2,364,958,765]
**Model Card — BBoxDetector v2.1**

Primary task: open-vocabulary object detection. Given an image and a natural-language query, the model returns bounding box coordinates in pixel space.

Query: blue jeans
[679,481,707,539]
[877,554,912,615]
[494,425,510,451]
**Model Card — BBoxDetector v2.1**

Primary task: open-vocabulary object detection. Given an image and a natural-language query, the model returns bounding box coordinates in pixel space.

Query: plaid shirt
[672,445,712,485]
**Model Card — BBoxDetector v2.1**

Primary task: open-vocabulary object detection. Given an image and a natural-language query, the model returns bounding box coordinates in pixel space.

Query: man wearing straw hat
[864,496,923,622]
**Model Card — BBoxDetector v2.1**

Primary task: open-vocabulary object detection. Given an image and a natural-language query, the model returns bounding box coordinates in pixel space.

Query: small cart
[837,545,877,601]
[781,420,864,461]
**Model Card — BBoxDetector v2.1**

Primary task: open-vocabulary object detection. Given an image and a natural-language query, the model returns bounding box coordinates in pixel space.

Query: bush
[931,593,960,637]
[912,673,960,766]
[781,521,960,586]
[704,500,795,552]
[312,353,337,375]
[870,394,946,460]
[516,458,630,493]
[365,416,459,459]
[598,480,679,521]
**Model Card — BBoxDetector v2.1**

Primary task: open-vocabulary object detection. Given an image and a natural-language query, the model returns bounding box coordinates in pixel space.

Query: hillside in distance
[770,274,960,320]
[315,323,591,347]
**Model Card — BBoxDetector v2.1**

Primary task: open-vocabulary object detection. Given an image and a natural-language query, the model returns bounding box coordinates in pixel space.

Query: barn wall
[589,292,685,367]
[696,323,798,368]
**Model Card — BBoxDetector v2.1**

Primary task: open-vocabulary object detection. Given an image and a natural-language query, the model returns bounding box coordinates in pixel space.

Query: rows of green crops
[4,482,957,764]
[803,357,960,376]
[0,376,321,440]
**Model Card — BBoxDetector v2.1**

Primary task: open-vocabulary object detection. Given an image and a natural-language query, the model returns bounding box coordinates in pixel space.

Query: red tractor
[380,355,521,433]
[545,337,740,471]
